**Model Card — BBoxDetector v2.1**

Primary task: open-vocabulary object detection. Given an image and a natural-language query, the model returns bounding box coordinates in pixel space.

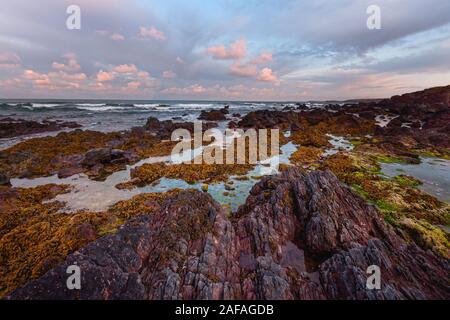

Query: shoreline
[0,85,449,299]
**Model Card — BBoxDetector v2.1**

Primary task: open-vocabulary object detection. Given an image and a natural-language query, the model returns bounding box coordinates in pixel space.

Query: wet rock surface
[8,169,449,300]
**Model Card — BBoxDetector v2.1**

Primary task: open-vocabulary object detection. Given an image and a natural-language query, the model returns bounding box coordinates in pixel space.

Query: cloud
[110,33,125,41]
[139,26,166,41]
[250,52,273,65]
[257,68,278,82]
[0,52,21,69]
[138,71,151,79]
[229,62,258,77]
[96,71,115,82]
[162,70,177,78]
[96,30,125,41]
[113,64,138,73]
[176,56,184,64]
[23,69,48,81]
[127,81,141,88]
[162,84,206,94]
[206,38,247,60]
[51,54,80,72]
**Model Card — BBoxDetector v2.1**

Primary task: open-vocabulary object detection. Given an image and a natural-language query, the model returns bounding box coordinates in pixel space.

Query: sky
[0,0,450,101]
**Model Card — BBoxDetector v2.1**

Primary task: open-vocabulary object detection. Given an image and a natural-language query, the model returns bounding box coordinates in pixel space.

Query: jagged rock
[235,169,449,300]
[7,169,450,300]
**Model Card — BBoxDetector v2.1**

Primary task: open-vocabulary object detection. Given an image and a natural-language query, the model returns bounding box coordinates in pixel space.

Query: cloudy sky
[0,0,450,101]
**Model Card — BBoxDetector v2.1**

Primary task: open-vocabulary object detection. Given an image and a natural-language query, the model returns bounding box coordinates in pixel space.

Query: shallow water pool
[380,157,450,202]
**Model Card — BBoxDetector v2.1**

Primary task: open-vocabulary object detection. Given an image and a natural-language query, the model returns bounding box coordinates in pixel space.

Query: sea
[0,99,331,149]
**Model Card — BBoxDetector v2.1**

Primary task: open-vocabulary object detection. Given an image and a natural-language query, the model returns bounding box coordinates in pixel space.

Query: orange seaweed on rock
[289,146,323,165]
[320,149,449,257]
[0,128,177,180]
[118,161,254,189]
[0,184,184,297]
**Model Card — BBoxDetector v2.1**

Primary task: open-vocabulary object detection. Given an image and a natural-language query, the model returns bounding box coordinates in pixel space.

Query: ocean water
[0,100,312,149]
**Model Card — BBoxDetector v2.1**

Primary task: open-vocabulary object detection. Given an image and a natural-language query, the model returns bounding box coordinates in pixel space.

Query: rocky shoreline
[6,170,449,300]
[0,85,449,299]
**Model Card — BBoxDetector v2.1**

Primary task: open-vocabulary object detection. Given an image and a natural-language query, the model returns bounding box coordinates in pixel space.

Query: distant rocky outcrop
[144,117,217,139]
[198,106,229,121]
[0,118,81,139]
[8,169,449,300]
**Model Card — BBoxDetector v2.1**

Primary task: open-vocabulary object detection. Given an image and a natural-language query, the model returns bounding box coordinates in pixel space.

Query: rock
[198,110,227,121]
[144,117,217,139]
[81,148,112,167]
[220,105,230,114]
[7,169,449,300]
[201,184,209,192]
[0,118,81,139]
[57,167,84,179]
[7,190,242,300]
[0,173,10,186]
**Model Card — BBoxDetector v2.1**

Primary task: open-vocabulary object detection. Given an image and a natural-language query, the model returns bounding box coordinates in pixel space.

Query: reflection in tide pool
[380,157,450,202]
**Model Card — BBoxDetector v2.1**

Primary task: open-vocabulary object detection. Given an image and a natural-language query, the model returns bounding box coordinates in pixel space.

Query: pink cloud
[23,70,46,80]
[139,26,166,41]
[34,78,52,87]
[96,30,125,41]
[113,64,138,73]
[191,85,206,93]
[176,56,184,64]
[49,71,87,82]
[206,38,247,60]
[138,71,151,79]
[51,54,80,72]
[257,68,278,82]
[127,81,141,89]
[250,52,273,64]
[161,84,206,95]
[229,62,258,77]
[162,70,177,78]
[110,33,125,41]
[0,52,21,69]
[96,71,115,82]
